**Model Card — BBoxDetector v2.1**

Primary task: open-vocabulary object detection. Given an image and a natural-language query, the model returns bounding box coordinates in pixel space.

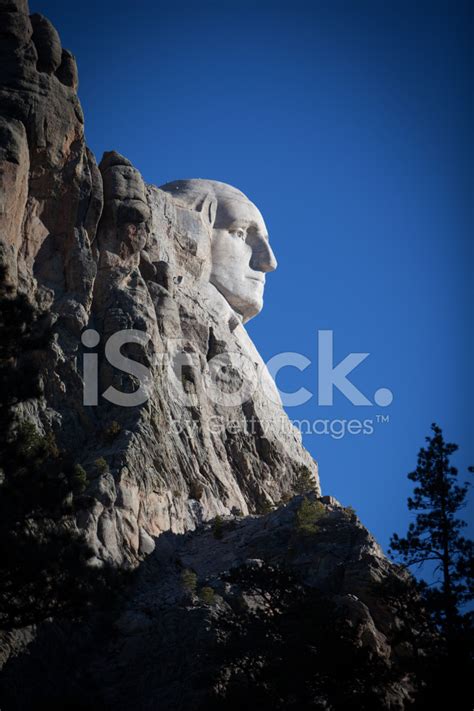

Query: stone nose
[250,237,278,273]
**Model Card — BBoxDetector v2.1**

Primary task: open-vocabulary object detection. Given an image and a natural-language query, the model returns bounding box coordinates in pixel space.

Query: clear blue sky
[31,0,473,554]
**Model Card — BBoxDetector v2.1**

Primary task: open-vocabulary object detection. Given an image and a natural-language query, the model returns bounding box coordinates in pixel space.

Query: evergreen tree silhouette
[389,423,473,706]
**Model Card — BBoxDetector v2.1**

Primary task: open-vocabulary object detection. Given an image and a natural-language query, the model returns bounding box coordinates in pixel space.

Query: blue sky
[31,0,473,556]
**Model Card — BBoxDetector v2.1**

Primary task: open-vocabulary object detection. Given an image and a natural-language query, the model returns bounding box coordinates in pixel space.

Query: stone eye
[232,228,246,240]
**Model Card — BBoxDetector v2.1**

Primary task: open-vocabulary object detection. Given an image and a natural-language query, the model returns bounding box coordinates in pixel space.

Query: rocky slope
[0,2,432,708]
[0,495,424,710]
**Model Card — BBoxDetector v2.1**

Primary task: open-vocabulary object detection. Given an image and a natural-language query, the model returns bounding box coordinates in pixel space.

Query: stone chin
[210,274,265,324]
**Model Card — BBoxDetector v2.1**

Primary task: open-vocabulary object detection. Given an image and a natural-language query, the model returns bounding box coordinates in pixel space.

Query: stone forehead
[160,179,254,207]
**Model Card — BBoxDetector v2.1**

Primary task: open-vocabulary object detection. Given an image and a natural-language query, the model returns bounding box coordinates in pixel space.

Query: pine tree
[389,423,473,646]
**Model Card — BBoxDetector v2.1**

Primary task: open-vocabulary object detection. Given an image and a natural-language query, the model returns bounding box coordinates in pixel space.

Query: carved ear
[196,193,217,228]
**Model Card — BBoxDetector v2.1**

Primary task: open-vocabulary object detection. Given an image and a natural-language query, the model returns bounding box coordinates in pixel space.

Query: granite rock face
[0,0,319,566]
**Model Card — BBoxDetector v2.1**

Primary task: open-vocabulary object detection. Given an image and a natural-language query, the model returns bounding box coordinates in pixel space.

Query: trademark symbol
[376,414,390,424]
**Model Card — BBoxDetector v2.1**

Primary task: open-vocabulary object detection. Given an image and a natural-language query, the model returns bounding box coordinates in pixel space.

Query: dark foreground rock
[0,495,435,710]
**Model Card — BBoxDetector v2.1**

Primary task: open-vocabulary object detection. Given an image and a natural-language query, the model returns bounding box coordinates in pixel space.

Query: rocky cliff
[0,2,433,708]
[0,0,319,567]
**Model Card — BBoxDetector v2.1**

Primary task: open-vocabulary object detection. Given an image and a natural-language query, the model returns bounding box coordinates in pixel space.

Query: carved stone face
[210,191,277,322]
[159,179,277,323]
